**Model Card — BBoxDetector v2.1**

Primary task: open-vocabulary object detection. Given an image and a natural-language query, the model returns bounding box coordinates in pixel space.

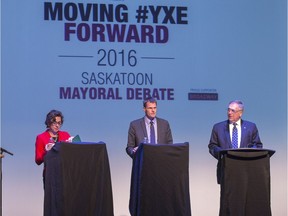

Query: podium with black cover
[44,142,114,216]
[129,142,191,216]
[218,148,275,216]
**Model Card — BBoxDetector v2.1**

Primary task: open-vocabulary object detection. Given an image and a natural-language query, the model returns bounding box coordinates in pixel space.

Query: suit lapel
[240,120,246,148]
[224,121,232,148]
[155,118,160,143]
[140,118,148,138]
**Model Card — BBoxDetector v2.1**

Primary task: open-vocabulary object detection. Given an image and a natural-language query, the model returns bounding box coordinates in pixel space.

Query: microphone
[247,143,262,148]
[247,143,255,148]
[0,147,14,156]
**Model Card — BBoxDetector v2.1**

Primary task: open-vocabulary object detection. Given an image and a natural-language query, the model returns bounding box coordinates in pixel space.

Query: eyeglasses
[227,108,242,113]
[52,121,62,126]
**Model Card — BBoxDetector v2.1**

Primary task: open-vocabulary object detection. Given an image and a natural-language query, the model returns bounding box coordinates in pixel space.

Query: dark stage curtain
[44,142,114,216]
[129,143,191,216]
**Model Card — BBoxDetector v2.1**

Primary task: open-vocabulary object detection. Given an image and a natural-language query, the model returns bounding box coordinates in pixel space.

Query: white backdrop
[1,0,287,215]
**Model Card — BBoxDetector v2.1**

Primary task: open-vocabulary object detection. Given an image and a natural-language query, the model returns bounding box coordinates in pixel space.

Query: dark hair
[45,110,64,128]
[143,97,157,108]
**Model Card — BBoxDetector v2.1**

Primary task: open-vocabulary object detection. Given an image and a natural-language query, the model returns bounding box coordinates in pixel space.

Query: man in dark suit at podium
[208,100,274,216]
[126,97,173,158]
[208,100,263,159]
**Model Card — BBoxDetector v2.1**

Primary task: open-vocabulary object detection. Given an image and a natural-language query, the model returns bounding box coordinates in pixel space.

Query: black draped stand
[129,142,191,216]
[218,148,275,216]
[44,142,114,216]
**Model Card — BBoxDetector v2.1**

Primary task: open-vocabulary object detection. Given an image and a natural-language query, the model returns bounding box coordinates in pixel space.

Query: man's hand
[133,146,139,153]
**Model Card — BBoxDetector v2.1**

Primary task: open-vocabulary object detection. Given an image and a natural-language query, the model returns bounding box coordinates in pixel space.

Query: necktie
[150,121,156,144]
[232,123,238,149]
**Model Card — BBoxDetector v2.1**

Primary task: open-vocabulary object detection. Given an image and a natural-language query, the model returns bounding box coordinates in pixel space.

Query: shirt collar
[230,119,241,126]
[145,116,156,124]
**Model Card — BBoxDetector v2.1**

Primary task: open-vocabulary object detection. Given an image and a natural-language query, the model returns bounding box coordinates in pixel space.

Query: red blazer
[35,130,70,165]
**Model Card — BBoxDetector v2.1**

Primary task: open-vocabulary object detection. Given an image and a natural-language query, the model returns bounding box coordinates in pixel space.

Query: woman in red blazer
[35,110,70,185]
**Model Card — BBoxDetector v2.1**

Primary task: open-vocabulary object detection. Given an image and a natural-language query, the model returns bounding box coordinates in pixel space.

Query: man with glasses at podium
[208,100,263,159]
[207,101,275,216]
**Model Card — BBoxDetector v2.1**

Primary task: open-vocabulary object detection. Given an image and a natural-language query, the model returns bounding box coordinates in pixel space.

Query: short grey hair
[229,100,244,111]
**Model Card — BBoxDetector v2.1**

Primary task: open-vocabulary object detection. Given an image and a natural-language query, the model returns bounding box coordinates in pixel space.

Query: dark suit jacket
[126,117,173,158]
[208,119,262,159]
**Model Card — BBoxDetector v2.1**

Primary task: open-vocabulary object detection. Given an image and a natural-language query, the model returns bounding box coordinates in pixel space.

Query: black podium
[218,148,275,216]
[129,142,191,216]
[44,142,114,216]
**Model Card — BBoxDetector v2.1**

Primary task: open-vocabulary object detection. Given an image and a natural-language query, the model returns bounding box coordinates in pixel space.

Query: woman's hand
[45,143,55,151]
